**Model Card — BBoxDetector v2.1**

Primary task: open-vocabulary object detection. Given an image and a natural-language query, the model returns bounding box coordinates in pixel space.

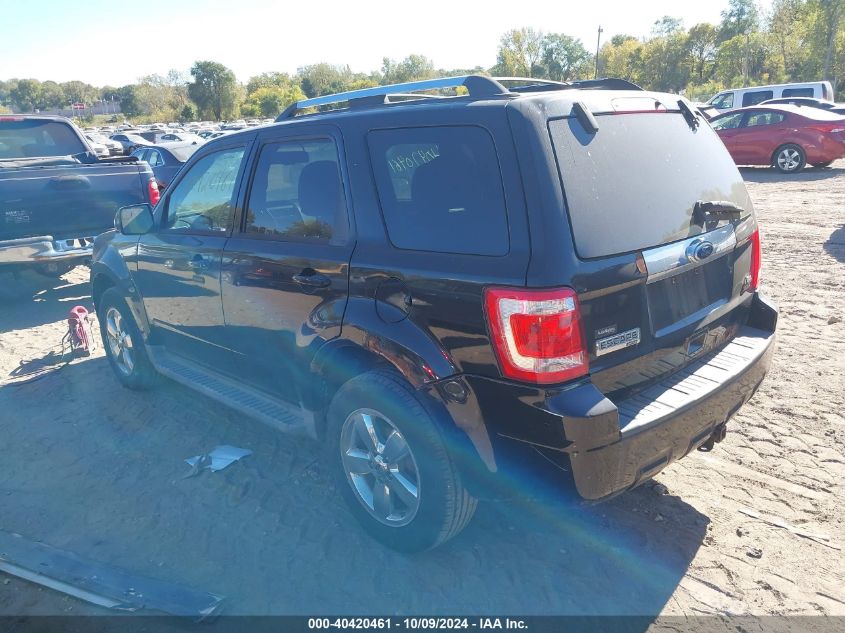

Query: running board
[146,347,313,436]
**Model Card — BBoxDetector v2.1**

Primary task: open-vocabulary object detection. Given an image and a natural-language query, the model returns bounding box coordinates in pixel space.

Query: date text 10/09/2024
[308,618,528,630]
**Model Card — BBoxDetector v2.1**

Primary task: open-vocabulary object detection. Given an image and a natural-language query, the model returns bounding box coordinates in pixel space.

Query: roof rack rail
[493,77,643,92]
[276,75,508,121]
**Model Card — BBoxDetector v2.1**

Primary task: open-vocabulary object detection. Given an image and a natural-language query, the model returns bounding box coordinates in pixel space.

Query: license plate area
[647,262,732,334]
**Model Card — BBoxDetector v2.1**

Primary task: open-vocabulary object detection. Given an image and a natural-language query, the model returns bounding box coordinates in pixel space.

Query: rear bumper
[568,320,775,500]
[428,293,778,500]
[0,235,95,266]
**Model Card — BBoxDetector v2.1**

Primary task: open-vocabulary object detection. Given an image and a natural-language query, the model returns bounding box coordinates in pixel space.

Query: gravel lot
[0,162,843,618]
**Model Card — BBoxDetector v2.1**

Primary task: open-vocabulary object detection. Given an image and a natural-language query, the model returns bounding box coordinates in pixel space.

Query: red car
[711,105,845,173]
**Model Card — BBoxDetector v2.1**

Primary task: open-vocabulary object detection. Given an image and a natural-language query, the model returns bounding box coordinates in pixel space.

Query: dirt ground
[0,161,843,621]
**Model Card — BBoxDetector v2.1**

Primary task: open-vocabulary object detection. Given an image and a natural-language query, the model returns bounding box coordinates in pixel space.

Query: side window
[742,90,774,107]
[782,87,814,98]
[712,113,744,130]
[147,150,162,166]
[133,148,148,162]
[745,112,785,127]
[163,147,245,233]
[368,126,509,256]
[244,138,347,244]
[710,93,734,109]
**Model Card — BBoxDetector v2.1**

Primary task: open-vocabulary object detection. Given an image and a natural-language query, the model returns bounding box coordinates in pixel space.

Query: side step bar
[146,346,313,437]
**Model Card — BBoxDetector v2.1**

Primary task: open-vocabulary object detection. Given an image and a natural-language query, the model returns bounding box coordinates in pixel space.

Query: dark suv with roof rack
[90,75,778,551]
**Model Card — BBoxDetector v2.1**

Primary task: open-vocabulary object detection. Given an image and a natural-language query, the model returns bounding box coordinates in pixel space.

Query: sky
[0,0,773,87]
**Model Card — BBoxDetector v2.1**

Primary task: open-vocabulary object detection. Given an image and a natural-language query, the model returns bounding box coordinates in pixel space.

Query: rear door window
[244,138,348,244]
[744,112,785,127]
[742,90,774,107]
[368,126,509,256]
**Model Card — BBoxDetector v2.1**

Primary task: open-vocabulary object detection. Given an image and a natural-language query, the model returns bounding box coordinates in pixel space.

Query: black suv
[90,75,778,551]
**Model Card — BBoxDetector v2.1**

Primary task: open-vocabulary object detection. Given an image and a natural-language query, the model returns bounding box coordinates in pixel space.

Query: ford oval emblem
[687,240,715,263]
[695,241,715,260]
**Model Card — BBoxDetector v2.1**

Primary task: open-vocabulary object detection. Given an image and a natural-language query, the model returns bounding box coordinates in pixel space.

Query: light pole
[595,25,604,79]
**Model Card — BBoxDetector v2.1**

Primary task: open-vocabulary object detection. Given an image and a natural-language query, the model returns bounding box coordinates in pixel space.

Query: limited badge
[596,327,641,356]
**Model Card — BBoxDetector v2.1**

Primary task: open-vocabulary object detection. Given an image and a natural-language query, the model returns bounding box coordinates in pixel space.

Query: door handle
[292,271,331,288]
[188,254,209,270]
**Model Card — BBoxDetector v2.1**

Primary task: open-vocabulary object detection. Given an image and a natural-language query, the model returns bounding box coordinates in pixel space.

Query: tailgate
[0,163,148,240]
[549,107,759,399]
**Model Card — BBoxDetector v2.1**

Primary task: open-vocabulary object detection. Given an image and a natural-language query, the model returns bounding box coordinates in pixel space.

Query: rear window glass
[0,119,87,159]
[782,87,814,98]
[742,90,774,107]
[549,112,752,259]
[368,126,509,256]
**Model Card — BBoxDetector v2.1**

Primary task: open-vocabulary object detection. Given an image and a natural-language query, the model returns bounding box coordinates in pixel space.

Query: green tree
[242,84,306,117]
[296,63,360,97]
[246,72,296,95]
[686,23,719,82]
[180,103,197,122]
[36,80,65,110]
[10,79,41,112]
[598,36,644,83]
[492,28,545,77]
[188,60,239,120]
[719,0,760,42]
[540,34,592,81]
[60,80,98,105]
[381,54,436,83]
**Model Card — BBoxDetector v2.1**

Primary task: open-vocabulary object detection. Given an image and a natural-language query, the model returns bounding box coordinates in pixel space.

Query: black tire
[773,144,806,173]
[35,261,77,278]
[97,288,158,390]
[812,161,833,168]
[326,370,477,552]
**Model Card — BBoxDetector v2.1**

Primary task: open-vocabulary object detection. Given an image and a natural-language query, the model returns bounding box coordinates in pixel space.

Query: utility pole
[595,25,604,79]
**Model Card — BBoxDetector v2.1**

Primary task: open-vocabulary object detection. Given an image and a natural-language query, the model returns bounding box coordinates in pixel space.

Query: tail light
[745,229,761,293]
[147,178,160,206]
[484,287,589,384]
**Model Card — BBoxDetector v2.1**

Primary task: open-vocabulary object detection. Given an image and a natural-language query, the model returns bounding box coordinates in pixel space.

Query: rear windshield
[549,112,752,258]
[0,119,87,159]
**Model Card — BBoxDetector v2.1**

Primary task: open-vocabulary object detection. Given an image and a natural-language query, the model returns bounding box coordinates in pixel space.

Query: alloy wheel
[777,148,801,172]
[104,306,135,376]
[340,408,421,527]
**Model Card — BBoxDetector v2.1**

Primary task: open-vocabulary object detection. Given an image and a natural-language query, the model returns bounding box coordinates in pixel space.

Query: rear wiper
[693,200,745,225]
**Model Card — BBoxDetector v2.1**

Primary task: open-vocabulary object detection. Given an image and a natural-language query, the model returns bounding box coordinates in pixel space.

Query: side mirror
[115,203,155,235]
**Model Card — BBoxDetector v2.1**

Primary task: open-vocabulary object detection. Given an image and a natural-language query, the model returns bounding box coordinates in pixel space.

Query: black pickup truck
[0,115,158,276]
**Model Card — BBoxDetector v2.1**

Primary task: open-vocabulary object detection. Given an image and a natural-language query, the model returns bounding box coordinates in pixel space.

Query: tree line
[1,0,843,121]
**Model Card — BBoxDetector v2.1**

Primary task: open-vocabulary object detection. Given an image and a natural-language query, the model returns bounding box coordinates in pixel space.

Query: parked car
[84,135,110,159]
[711,105,845,172]
[91,76,777,551]
[110,132,151,155]
[86,132,123,156]
[1,115,159,277]
[760,97,845,115]
[707,81,834,113]
[158,132,205,145]
[130,143,200,190]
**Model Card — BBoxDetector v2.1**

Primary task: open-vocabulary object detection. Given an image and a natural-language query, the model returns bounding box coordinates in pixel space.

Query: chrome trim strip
[643,224,736,283]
